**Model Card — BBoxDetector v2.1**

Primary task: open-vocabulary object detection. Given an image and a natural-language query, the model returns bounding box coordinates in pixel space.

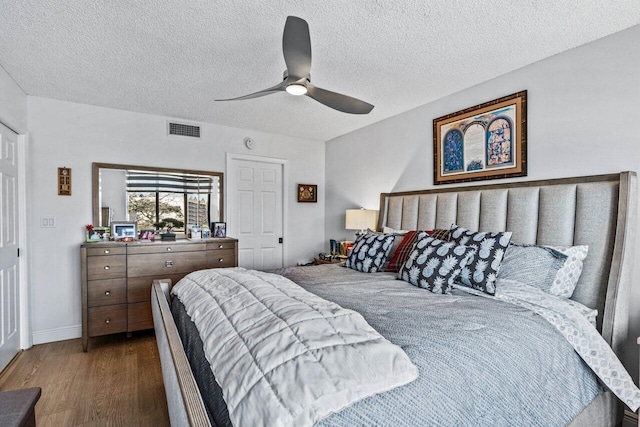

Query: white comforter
[172,267,418,427]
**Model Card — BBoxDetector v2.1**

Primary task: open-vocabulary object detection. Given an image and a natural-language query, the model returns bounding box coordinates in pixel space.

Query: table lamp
[345,208,378,237]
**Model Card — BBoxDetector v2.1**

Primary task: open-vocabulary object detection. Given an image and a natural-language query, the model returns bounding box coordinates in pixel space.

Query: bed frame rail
[152,280,211,427]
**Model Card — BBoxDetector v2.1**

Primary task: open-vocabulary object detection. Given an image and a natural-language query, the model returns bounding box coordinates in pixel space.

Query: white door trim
[226,153,288,266]
[17,133,31,349]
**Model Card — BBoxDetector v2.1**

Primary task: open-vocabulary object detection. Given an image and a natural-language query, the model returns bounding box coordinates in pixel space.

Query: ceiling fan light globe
[285,84,308,96]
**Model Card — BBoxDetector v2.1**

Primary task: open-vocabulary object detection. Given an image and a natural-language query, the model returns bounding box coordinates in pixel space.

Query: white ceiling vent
[168,121,201,138]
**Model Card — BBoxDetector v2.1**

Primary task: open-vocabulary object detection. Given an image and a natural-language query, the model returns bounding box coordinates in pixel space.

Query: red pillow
[386,229,451,272]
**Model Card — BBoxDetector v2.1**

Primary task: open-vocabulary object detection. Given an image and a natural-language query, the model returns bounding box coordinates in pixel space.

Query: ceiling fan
[216,16,374,115]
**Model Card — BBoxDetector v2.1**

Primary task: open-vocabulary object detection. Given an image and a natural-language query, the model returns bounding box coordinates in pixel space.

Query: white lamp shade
[345,209,378,231]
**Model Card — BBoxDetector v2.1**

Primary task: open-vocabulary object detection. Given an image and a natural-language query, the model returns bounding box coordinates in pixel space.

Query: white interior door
[0,123,20,371]
[228,158,284,270]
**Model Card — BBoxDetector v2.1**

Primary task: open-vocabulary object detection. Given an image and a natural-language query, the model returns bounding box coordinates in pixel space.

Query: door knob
[105,291,111,296]
[104,266,110,270]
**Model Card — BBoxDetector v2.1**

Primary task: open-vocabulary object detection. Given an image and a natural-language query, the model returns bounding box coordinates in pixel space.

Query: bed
[152,171,638,426]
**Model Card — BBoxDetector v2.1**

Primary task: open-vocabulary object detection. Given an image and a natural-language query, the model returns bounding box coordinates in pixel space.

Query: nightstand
[313,257,344,265]
[311,255,347,265]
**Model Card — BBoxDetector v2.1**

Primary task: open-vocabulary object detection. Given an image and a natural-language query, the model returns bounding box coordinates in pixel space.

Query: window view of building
[125,171,214,232]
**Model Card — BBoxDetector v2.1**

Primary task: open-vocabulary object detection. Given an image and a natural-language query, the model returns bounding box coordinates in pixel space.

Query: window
[125,171,214,232]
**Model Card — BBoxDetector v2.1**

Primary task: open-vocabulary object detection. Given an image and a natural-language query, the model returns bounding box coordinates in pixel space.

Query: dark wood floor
[0,331,169,426]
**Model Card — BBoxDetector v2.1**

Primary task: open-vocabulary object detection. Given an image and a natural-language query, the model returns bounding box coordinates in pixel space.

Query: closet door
[0,123,20,372]
[228,157,284,270]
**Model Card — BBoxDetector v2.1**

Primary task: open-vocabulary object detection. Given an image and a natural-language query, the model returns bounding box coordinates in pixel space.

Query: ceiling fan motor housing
[282,70,310,83]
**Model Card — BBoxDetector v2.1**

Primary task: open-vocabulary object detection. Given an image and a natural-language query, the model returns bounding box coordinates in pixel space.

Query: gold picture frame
[433,91,527,185]
[58,167,72,196]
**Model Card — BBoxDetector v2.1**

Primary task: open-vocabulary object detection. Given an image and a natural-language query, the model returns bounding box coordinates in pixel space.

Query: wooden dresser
[81,238,238,351]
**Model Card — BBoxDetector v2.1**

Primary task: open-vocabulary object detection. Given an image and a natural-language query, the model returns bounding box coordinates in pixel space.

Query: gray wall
[325,24,640,376]
[27,96,326,344]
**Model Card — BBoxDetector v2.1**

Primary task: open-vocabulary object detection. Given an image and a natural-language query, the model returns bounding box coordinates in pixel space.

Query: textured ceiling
[1,1,639,141]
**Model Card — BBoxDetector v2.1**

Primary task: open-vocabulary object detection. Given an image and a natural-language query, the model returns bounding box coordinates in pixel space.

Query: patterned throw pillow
[545,245,589,298]
[398,236,477,294]
[344,233,395,273]
[449,225,512,295]
[386,229,452,272]
[429,229,451,241]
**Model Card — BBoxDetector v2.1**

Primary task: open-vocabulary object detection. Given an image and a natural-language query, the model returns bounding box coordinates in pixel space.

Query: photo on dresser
[111,221,138,241]
[85,226,109,242]
[212,222,226,238]
[138,229,155,241]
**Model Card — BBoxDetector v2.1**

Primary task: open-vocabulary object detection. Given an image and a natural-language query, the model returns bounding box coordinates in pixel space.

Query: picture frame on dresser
[111,221,137,241]
[213,222,226,238]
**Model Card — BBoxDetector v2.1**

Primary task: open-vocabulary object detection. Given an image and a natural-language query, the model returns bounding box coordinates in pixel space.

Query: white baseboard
[32,324,82,345]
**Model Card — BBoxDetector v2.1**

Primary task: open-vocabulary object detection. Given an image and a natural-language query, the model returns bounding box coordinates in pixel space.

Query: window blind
[126,171,213,194]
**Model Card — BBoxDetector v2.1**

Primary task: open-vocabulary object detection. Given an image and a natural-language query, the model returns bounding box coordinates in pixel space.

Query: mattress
[172,264,602,426]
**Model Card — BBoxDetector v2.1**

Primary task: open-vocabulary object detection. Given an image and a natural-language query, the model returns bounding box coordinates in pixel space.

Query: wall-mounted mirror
[92,163,223,233]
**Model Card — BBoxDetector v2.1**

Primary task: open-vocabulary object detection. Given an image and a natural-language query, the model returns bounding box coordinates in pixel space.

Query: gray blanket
[174,264,602,426]
[275,265,601,426]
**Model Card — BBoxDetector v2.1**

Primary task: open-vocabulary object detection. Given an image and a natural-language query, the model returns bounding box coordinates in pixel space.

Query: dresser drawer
[127,243,206,255]
[206,249,236,268]
[127,273,186,303]
[87,255,126,280]
[87,278,127,307]
[88,304,127,337]
[128,302,153,332]
[206,240,236,251]
[86,246,126,257]
[127,251,207,278]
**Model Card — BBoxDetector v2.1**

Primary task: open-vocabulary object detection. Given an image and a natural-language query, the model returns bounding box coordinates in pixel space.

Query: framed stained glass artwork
[433,91,527,185]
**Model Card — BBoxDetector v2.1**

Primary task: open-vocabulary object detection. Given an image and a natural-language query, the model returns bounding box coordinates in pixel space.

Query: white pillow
[382,226,408,234]
[544,245,589,298]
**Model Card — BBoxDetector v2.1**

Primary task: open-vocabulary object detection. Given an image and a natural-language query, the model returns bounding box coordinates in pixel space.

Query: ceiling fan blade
[306,85,374,114]
[282,16,311,80]
[215,81,287,101]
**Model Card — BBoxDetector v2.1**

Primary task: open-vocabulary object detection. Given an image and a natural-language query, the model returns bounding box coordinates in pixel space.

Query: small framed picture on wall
[212,222,227,238]
[298,184,317,203]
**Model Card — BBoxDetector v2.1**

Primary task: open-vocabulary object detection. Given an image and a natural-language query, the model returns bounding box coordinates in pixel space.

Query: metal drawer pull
[105,319,111,324]
[104,250,110,254]
[219,258,224,262]
[167,247,172,251]
[165,260,174,268]
[218,245,223,248]
[104,266,110,270]
[105,291,111,296]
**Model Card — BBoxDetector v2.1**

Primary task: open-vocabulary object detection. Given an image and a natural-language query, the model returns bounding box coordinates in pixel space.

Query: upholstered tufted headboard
[377,172,637,358]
